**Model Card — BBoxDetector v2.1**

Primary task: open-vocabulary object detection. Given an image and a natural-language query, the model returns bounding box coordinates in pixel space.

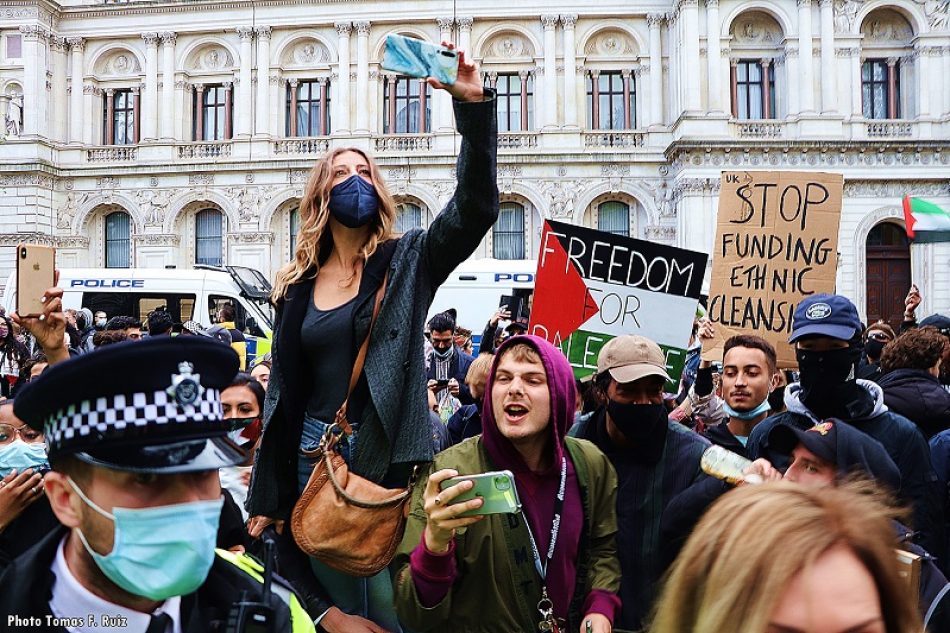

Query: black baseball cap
[15,336,243,473]
[789,294,862,343]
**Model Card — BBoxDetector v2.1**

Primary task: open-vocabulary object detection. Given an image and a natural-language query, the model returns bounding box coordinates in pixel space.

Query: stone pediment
[584,28,638,58]
[729,10,784,47]
[482,32,535,62]
[281,38,330,67]
[186,45,235,72]
[94,49,142,76]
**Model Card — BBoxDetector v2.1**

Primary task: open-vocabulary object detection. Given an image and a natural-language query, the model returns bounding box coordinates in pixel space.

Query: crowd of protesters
[1,44,950,633]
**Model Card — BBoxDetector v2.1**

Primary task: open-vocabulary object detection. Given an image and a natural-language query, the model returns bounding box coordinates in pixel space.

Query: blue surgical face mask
[68,477,223,601]
[0,440,49,478]
[722,398,772,421]
[328,174,380,228]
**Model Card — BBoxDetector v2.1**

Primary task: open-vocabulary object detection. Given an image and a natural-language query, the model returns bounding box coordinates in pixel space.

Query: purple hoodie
[411,335,619,622]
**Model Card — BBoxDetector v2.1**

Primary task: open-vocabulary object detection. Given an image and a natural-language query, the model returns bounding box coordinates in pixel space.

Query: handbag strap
[333,270,389,437]
[322,449,411,509]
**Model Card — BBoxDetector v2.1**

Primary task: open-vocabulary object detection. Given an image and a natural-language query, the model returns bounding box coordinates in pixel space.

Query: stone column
[785,44,800,115]
[797,0,815,113]
[68,37,84,144]
[683,0,701,112]
[590,70,601,128]
[175,79,187,140]
[541,15,559,128]
[269,73,282,136]
[131,86,141,143]
[647,14,664,126]
[160,32,176,140]
[944,46,950,116]
[850,48,862,116]
[105,88,115,144]
[819,0,835,113]
[82,84,96,144]
[917,47,932,117]
[561,14,578,128]
[520,70,531,129]
[706,0,723,113]
[19,26,48,137]
[354,21,371,133]
[334,22,351,134]
[761,59,772,118]
[886,57,898,118]
[730,58,739,117]
[141,32,159,141]
[50,36,68,142]
[436,17,455,132]
[457,17,473,55]
[288,79,298,136]
[194,83,205,140]
[255,27,271,137]
[236,27,254,137]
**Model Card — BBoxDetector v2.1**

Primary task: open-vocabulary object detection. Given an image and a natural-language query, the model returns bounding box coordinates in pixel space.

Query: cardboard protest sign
[702,171,844,367]
[530,220,708,386]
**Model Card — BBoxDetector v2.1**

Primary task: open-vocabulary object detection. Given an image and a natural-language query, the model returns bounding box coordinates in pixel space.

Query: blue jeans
[297,415,403,632]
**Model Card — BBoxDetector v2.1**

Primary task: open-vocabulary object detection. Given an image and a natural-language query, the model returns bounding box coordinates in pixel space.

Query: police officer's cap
[15,336,244,473]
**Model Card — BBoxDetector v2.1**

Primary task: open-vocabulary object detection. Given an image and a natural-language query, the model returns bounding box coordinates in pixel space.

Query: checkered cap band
[44,387,223,452]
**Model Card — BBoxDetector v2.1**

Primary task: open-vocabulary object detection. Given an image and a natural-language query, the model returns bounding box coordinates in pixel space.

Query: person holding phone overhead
[393,336,622,633]
[246,42,498,632]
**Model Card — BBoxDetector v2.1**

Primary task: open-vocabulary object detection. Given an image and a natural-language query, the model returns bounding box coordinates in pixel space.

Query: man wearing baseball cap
[919,313,950,390]
[0,337,314,633]
[747,293,944,559]
[570,335,710,632]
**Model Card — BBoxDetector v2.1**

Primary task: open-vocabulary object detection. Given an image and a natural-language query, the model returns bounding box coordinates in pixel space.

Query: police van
[1,266,274,361]
[427,258,536,350]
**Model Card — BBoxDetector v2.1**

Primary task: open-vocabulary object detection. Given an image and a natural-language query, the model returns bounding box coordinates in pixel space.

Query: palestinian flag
[903,196,950,243]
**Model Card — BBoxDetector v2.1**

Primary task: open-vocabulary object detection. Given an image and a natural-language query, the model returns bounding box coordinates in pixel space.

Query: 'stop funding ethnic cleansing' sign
[702,171,845,368]
[530,220,708,386]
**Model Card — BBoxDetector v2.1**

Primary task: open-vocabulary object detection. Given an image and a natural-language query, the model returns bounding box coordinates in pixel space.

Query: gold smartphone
[16,244,55,317]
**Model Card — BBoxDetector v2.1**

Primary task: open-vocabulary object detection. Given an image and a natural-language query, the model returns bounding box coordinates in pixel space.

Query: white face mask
[95,319,107,328]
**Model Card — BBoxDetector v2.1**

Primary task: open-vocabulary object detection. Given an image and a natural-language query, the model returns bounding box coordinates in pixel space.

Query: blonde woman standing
[651,482,922,633]
[246,46,497,633]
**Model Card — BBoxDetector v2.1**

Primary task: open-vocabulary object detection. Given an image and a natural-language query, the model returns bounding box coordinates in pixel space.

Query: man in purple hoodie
[393,335,621,633]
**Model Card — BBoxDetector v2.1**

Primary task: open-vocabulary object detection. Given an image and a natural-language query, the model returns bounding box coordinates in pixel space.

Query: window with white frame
[195,209,224,266]
[597,201,630,237]
[286,79,331,136]
[493,202,525,260]
[105,211,131,268]
[395,202,422,235]
[587,71,635,130]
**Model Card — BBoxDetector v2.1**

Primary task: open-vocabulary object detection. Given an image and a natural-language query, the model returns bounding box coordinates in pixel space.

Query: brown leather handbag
[290,274,416,577]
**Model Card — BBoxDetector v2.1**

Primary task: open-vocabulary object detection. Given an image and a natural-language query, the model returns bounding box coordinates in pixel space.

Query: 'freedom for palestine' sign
[702,171,844,368]
[530,220,707,387]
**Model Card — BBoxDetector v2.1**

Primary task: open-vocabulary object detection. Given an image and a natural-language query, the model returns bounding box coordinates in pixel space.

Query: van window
[209,296,266,338]
[83,293,196,324]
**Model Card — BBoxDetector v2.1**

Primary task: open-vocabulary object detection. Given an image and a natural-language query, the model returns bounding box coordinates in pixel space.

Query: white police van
[427,258,536,349]
[1,265,274,358]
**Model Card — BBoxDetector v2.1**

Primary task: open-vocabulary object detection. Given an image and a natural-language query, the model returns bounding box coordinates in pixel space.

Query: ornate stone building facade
[1,0,949,323]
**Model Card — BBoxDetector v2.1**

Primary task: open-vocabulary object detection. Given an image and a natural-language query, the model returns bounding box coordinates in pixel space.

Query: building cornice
[666,140,950,169]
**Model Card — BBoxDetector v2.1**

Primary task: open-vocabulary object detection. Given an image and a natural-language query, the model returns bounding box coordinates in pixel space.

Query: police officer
[0,336,314,633]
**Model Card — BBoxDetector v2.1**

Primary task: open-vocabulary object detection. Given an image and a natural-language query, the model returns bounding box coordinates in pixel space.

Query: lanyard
[521,456,568,581]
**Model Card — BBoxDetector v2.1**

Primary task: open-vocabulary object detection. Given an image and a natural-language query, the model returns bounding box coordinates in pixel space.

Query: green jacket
[393,436,621,633]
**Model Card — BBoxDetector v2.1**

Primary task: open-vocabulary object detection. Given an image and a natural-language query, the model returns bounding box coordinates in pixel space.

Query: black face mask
[767,385,786,413]
[797,346,868,420]
[864,339,886,362]
[606,401,668,441]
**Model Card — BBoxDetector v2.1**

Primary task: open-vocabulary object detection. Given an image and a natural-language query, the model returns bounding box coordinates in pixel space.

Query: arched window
[493,202,525,259]
[598,201,630,236]
[289,208,300,256]
[395,202,422,234]
[195,209,223,266]
[104,211,131,268]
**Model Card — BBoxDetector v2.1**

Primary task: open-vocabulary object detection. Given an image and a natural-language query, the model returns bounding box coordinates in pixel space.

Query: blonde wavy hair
[272,147,397,300]
[650,481,921,633]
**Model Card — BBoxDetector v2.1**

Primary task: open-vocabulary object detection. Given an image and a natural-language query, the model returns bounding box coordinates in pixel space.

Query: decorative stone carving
[290,170,309,184]
[437,17,455,31]
[284,39,329,66]
[133,234,180,246]
[335,22,352,36]
[160,32,177,46]
[484,33,533,60]
[227,232,275,245]
[915,0,949,30]
[647,13,665,28]
[431,181,455,204]
[497,165,523,194]
[190,47,233,72]
[97,177,118,188]
[645,226,677,241]
[643,180,676,219]
[843,180,949,197]
[137,189,171,226]
[95,50,141,76]
[354,21,371,36]
[0,233,54,247]
[668,144,950,170]
[731,11,783,44]
[57,192,87,230]
[541,181,583,219]
[189,174,214,185]
[862,10,914,42]
[245,173,254,184]
[0,174,53,188]
[584,29,637,56]
[57,236,90,249]
[254,26,272,40]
